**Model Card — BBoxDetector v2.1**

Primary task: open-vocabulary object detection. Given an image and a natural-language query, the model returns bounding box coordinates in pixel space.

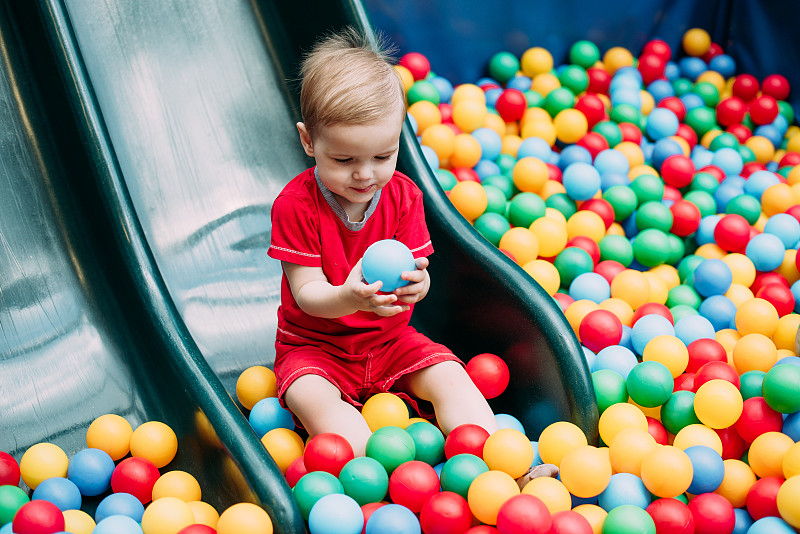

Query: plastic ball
[776,475,800,529]
[303,433,354,478]
[364,503,419,534]
[495,494,551,534]
[682,445,725,494]
[559,445,612,498]
[30,476,80,513]
[62,447,114,497]
[735,298,780,337]
[0,484,29,526]
[337,456,388,506]
[387,460,439,514]
[688,492,735,534]
[444,424,489,460]
[593,345,638,380]
[537,421,588,466]
[176,525,215,534]
[86,414,134,461]
[482,429,534,479]
[631,314,675,355]
[756,283,795,318]
[749,431,795,479]
[150,471,201,503]
[361,393,409,431]
[307,493,363,534]
[261,428,305,474]
[520,476,571,514]
[608,428,658,477]
[640,445,693,498]
[293,471,345,521]
[523,260,561,295]
[466,353,510,400]
[579,309,623,353]
[592,369,628,414]
[236,366,277,411]
[129,421,178,469]
[598,402,648,445]
[365,426,415,476]
[216,502,273,534]
[693,379,743,429]
[692,258,733,297]
[600,504,656,534]
[12,500,65,534]
[746,476,783,521]
[732,333,777,375]
[439,453,489,499]
[714,214,750,253]
[642,335,689,378]
[0,453,19,488]
[626,360,674,408]
[646,498,694,534]
[405,422,445,466]
[467,470,519,525]
[62,509,96,534]
[562,162,600,201]
[19,443,68,490]
[111,457,160,504]
[361,240,416,293]
[95,492,146,523]
[746,233,786,272]
[735,396,784,444]
[762,363,800,413]
[419,491,472,534]
[399,53,430,81]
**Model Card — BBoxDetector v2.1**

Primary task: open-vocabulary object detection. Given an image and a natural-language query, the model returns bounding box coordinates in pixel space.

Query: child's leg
[396,360,498,435]
[283,374,372,456]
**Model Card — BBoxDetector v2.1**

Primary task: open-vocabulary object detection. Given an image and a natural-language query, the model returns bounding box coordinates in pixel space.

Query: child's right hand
[344,260,409,316]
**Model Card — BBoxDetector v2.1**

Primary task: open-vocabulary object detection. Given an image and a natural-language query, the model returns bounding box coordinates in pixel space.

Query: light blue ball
[93,515,144,534]
[67,447,115,497]
[664,62,680,80]
[646,108,679,140]
[678,56,707,81]
[782,410,800,441]
[600,172,630,191]
[679,92,705,111]
[699,295,737,331]
[709,54,736,78]
[471,127,502,161]
[714,183,745,213]
[647,79,674,103]
[570,272,611,303]
[249,396,295,437]
[743,170,781,199]
[95,492,145,523]
[558,145,592,170]
[593,345,638,380]
[674,315,715,346]
[484,87,502,107]
[583,346,597,370]
[651,138,683,169]
[562,162,601,201]
[745,233,786,272]
[618,325,634,351]
[506,75,532,92]
[746,516,796,534]
[32,476,82,511]
[684,445,725,494]
[309,493,364,534]
[631,314,675,355]
[420,145,439,172]
[495,413,525,433]
[428,75,454,103]
[598,472,651,511]
[530,441,542,466]
[517,136,552,161]
[792,280,800,313]
[711,147,743,177]
[362,239,416,292]
[732,507,753,534]
[764,213,800,248]
[691,145,714,169]
[695,215,721,246]
[406,113,418,135]
[594,149,630,175]
[754,124,782,148]
[692,259,733,297]
[0,524,12,534]
[611,88,641,108]
[365,503,420,534]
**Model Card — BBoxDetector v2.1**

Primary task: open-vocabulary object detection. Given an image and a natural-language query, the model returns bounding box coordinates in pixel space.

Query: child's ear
[297,122,315,157]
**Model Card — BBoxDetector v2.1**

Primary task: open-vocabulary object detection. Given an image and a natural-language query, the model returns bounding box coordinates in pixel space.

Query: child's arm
[282,260,409,318]
[394,257,431,305]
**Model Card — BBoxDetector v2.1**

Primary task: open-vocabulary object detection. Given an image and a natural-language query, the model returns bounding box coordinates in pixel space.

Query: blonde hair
[299,27,406,140]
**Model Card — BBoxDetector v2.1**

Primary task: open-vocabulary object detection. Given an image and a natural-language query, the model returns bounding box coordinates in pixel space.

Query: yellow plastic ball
[554,109,588,144]
[236,366,278,411]
[735,297,780,337]
[141,497,195,534]
[537,421,588,466]
[521,476,571,514]
[521,47,554,77]
[566,210,605,243]
[151,471,202,502]
[86,414,134,461]
[746,135,776,165]
[683,28,711,57]
[448,180,487,221]
[641,445,694,498]
[640,90,655,116]
[361,392,410,431]
[610,269,651,310]
[520,120,557,146]
[188,500,220,529]
[19,442,68,490]
[406,101,441,134]
[420,123,457,161]
[732,333,778,374]
[721,253,756,287]
[394,65,414,92]
[62,510,95,534]
[776,250,800,286]
[531,73,561,98]
[216,502,274,534]
[615,142,645,167]
[482,429,534,478]
[523,259,561,296]
[749,431,795,479]
[725,284,754,307]
[513,156,549,193]
[788,165,800,186]
[783,441,800,479]
[484,113,507,137]
[467,470,520,525]
[261,428,304,474]
[608,428,658,477]
[695,243,727,260]
[763,184,798,221]
[501,134,523,157]
[644,272,669,305]
[603,47,634,74]
[130,421,179,469]
[573,504,607,534]
[774,313,800,352]
[529,217,568,258]
[715,328,741,354]
[693,379,743,429]
[672,424,723,455]
[598,403,648,445]
[499,227,539,265]
[559,445,612,498]
[642,335,689,378]
[696,70,726,93]
[649,264,681,290]
[715,459,756,508]
[629,165,658,181]
[545,206,568,224]
[539,180,567,201]
[522,106,552,126]
[452,83,486,105]
[450,133,483,168]
[599,298,634,327]
[777,475,800,529]
[565,300,600,337]
[452,101,487,133]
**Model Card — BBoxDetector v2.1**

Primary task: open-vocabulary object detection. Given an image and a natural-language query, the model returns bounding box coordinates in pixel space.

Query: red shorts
[274,325,461,421]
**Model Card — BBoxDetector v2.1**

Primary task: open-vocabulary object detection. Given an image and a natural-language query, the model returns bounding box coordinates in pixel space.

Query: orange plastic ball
[449,181,488,221]
[640,446,693,498]
[130,421,179,469]
[513,157,549,193]
[498,227,539,265]
[86,414,134,461]
[236,366,278,411]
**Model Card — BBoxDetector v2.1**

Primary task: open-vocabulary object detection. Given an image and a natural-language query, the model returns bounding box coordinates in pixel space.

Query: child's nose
[353,164,373,180]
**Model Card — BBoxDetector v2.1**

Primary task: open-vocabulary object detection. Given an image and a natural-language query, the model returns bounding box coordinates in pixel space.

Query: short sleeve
[268,193,322,267]
[395,187,434,258]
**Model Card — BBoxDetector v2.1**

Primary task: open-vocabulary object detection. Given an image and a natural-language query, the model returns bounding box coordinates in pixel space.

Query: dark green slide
[2,0,594,532]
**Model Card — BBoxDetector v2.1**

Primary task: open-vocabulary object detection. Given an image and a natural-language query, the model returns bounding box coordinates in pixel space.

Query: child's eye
[334,158,352,164]
[375,156,390,161]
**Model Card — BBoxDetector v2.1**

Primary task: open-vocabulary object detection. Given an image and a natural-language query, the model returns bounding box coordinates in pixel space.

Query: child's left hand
[394,257,431,305]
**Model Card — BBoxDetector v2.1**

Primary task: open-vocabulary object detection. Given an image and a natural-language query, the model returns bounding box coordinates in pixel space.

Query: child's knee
[284,374,340,410]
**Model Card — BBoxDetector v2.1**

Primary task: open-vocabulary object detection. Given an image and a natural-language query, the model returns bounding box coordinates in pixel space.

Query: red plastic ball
[480,82,502,92]
[465,527,498,534]
[553,292,575,312]
[594,260,626,285]
[466,353,511,399]
[660,154,696,189]
[452,167,480,183]
[647,416,669,445]
[746,476,784,520]
[669,199,701,237]
[444,424,490,459]
[716,97,746,127]
[579,309,623,353]
[646,498,695,534]
[285,456,308,488]
[587,67,611,95]
[741,161,767,178]
[714,214,751,253]
[547,163,563,183]
[756,283,795,317]
[388,460,440,514]
[443,122,462,135]
[751,272,790,295]
[631,303,674,326]
[675,123,698,148]
[688,492,735,534]
[362,502,386,528]
[686,338,728,374]
[715,426,748,460]
[579,198,615,230]
[663,185,683,203]
[727,123,752,143]
[550,510,593,534]
[566,236,600,266]
[642,39,672,62]
[694,361,741,391]
[399,52,431,81]
[439,103,454,124]
[576,132,610,159]
[496,494,552,534]
[699,165,725,183]
[762,74,791,101]
[702,42,724,63]
[657,96,686,122]
[419,491,473,534]
[0,451,20,486]
[12,500,65,534]
[735,396,784,443]
[673,373,695,393]
[618,122,643,144]
[732,74,760,102]
[575,95,606,128]
[110,456,160,504]
[304,433,354,477]
[496,89,527,123]
[638,53,666,85]
[750,95,780,125]
[779,152,800,168]
[177,526,216,534]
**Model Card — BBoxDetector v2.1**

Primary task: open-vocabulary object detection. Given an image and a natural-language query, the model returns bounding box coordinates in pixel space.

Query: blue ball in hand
[361,239,416,292]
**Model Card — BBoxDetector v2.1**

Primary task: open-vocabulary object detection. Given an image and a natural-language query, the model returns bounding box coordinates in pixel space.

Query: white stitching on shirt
[269,245,321,258]
[409,241,432,253]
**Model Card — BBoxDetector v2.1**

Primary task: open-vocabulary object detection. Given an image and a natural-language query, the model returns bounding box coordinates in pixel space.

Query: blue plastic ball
[32,476,82,511]
[558,145,592,170]
[674,315,715,346]
[647,79,674,103]
[95,492,145,523]
[692,259,733,297]
[709,54,736,78]
[474,159,501,180]
[428,76,454,103]
[743,170,780,200]
[754,125,783,148]
[598,472,650,511]
[711,147,743,177]
[745,233,786,272]
[420,145,439,171]
[592,345,639,380]
[631,314,675,355]
[66,448,115,497]
[594,149,630,176]
[93,515,144,534]
[664,62,680,80]
[651,138,684,170]
[782,411,800,442]
[698,295,738,331]
[646,108,679,140]
[601,172,631,191]
[569,272,611,303]
[471,128,502,161]
[691,145,714,169]
[583,346,597,370]
[361,239,416,292]
[562,162,601,201]
[764,213,800,249]
[684,445,725,494]
[308,493,364,534]
[695,215,721,246]
[714,183,745,213]
[0,524,12,534]
[407,113,418,135]
[495,413,525,433]
[679,92,705,111]
[249,396,295,437]
[618,325,634,351]
[506,75,532,92]
[678,57,707,81]
[792,280,800,313]
[732,507,753,534]
[746,516,795,534]
[365,503,421,534]
[530,441,542,466]
[517,137,552,161]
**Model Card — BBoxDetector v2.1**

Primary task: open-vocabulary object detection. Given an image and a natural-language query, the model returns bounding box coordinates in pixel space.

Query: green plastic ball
[672,78,693,97]
[665,233,687,265]
[545,193,578,219]
[660,390,701,435]
[365,426,416,475]
[690,172,720,195]
[683,190,717,218]
[558,65,589,95]
[543,87,576,117]
[739,370,766,400]
[725,194,761,225]
[593,121,623,147]
[738,144,756,164]
[554,247,595,288]
[338,456,389,506]
[407,80,440,106]
[666,284,702,309]
[633,228,671,267]
[474,212,511,247]
[762,363,800,414]
[709,132,740,152]
[525,90,545,108]
[599,234,634,266]
[630,174,664,205]
[601,504,656,534]
[439,453,489,499]
[436,169,458,191]
[569,40,601,68]
[293,471,345,520]
[670,304,699,323]
[603,185,638,222]
[677,255,704,284]
[482,173,514,199]
[635,201,674,233]
[484,184,509,214]
[0,485,30,526]
[592,369,628,414]
[495,154,518,177]
[779,100,795,124]
[489,51,521,83]
[610,103,641,125]
[684,106,717,137]
[692,81,720,108]
[626,361,674,408]
[508,192,546,228]
[406,421,446,466]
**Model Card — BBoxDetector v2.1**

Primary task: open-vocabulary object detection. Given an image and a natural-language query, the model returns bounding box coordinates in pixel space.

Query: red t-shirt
[268,167,434,356]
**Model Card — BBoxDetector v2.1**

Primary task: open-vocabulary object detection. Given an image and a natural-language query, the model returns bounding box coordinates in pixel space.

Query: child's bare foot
[516,463,559,490]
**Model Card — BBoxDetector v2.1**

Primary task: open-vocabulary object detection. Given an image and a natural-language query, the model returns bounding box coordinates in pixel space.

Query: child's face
[297,115,403,214]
